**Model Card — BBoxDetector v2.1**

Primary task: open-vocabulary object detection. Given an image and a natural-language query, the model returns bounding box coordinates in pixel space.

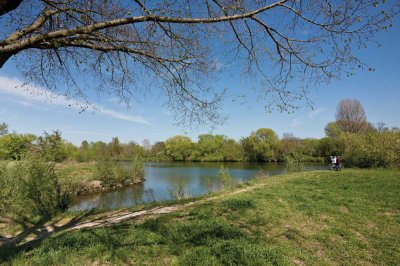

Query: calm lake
[69,162,326,211]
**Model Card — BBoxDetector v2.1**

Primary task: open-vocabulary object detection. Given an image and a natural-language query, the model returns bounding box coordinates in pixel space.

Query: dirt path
[72,183,266,230]
[1,182,267,247]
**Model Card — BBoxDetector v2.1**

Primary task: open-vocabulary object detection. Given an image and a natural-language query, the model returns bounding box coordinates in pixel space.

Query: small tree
[36,130,68,162]
[0,122,8,136]
[375,122,389,133]
[109,137,122,159]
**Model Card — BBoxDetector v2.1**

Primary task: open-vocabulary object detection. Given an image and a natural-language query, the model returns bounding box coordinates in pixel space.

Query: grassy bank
[56,161,145,195]
[56,162,97,183]
[55,162,100,195]
[1,169,399,265]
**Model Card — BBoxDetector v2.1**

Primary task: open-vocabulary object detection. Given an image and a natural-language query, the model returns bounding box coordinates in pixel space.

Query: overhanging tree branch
[0,0,398,127]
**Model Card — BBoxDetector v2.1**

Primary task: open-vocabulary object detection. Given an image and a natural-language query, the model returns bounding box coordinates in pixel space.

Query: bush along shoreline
[0,158,71,224]
[95,156,145,190]
[0,156,147,225]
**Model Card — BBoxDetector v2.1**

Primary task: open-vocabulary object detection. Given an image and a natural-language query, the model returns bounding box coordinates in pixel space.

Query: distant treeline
[1,124,399,168]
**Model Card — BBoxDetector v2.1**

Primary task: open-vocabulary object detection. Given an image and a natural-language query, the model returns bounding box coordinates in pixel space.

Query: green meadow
[1,169,399,265]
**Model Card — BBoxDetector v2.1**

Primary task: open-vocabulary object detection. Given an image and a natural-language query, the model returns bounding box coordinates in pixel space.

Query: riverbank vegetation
[96,157,145,189]
[1,123,399,168]
[1,169,399,265]
[0,158,70,225]
[0,111,397,231]
[1,99,399,168]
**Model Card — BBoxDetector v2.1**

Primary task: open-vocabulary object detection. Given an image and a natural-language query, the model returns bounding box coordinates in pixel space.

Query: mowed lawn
[1,169,399,265]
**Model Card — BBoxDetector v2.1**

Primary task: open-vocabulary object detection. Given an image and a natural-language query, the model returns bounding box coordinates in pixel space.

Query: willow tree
[0,0,398,127]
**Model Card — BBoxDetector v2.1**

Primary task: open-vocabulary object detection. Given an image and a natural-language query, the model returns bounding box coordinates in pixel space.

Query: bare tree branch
[0,0,398,128]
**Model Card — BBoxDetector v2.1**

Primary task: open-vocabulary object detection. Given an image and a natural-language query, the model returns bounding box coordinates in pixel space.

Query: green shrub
[343,132,400,168]
[284,152,305,173]
[96,159,127,188]
[167,179,189,200]
[96,157,145,188]
[218,165,232,188]
[129,156,145,183]
[0,158,70,222]
[0,161,16,217]
[0,133,36,160]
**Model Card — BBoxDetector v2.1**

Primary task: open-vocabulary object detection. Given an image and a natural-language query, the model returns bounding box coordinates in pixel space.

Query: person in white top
[332,156,337,164]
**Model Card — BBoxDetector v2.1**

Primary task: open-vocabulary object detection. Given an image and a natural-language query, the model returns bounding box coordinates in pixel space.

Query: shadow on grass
[0,211,97,262]
[0,214,285,265]
[0,180,279,264]
[0,207,175,263]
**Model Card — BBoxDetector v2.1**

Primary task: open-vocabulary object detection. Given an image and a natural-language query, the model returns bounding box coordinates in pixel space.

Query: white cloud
[0,76,151,125]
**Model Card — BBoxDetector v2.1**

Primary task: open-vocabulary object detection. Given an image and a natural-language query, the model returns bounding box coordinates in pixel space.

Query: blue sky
[1,24,399,145]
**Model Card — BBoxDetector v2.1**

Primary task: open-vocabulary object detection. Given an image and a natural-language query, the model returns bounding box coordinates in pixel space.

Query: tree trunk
[0,51,14,68]
[0,0,24,16]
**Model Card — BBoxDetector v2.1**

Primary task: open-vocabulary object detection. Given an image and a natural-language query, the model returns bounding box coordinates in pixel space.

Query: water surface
[70,161,326,211]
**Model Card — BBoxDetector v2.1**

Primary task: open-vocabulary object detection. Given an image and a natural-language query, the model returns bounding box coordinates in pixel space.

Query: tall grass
[167,179,190,200]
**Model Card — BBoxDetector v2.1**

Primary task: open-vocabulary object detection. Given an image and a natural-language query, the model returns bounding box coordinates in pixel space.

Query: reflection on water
[69,162,326,211]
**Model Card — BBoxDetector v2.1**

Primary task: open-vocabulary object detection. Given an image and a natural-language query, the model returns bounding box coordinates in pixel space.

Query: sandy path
[71,183,266,230]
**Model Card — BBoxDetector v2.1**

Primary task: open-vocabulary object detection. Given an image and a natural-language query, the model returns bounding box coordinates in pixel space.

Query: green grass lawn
[1,169,399,265]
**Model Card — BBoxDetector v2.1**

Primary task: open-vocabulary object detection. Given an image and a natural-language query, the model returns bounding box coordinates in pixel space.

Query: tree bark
[0,51,14,68]
[0,0,23,16]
